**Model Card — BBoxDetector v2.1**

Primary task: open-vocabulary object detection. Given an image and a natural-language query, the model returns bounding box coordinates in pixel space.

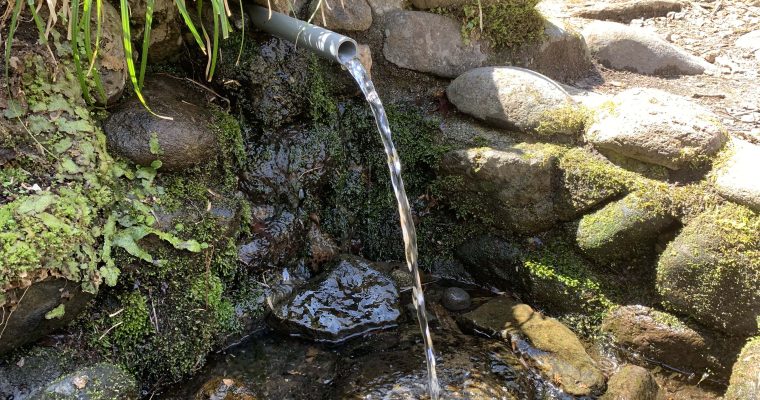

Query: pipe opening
[337,40,358,64]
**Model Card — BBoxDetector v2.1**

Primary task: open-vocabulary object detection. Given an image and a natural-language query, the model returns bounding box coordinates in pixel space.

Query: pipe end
[337,39,358,64]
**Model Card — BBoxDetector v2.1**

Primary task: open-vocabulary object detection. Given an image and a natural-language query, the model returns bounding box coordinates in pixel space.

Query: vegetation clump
[435,0,546,48]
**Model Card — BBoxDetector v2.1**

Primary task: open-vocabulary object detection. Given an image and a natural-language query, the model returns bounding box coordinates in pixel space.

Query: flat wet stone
[269,256,401,342]
[441,287,471,311]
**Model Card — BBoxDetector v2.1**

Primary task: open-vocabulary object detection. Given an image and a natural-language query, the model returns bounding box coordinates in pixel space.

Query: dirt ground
[556,0,760,144]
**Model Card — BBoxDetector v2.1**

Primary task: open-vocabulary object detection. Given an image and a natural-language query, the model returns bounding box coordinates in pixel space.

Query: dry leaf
[222,378,234,386]
[73,376,88,389]
[16,357,24,367]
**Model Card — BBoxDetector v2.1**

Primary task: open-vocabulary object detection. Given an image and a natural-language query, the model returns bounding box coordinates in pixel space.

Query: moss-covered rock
[657,203,760,336]
[32,363,138,400]
[458,296,606,396]
[438,142,562,233]
[575,191,677,266]
[724,336,760,400]
[600,365,660,400]
[554,147,633,220]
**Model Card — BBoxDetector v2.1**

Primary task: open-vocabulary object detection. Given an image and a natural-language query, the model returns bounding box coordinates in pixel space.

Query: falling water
[344,57,441,400]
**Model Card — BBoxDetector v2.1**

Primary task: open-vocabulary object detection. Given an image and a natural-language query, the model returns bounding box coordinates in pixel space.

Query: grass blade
[27,0,48,44]
[235,0,244,66]
[71,0,94,103]
[119,0,172,119]
[4,0,25,86]
[174,0,206,54]
[81,0,107,103]
[138,0,154,88]
[206,0,221,81]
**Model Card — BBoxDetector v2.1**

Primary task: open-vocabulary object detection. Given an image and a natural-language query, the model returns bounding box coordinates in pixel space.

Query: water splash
[344,57,441,400]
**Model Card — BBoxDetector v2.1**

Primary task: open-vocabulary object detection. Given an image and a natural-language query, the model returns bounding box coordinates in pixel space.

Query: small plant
[2,0,245,114]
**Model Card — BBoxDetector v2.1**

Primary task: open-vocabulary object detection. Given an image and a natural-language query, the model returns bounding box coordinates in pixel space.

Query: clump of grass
[3,0,244,112]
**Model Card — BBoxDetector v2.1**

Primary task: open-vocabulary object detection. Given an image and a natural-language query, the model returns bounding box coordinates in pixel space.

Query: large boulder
[582,21,712,76]
[712,138,760,212]
[724,336,760,400]
[458,296,606,396]
[600,365,660,400]
[572,0,683,22]
[269,257,401,342]
[383,11,488,78]
[446,67,574,131]
[489,18,595,84]
[103,76,218,171]
[602,305,736,379]
[439,143,560,233]
[575,191,676,266]
[0,278,93,355]
[587,88,728,171]
[657,203,760,336]
[309,0,373,31]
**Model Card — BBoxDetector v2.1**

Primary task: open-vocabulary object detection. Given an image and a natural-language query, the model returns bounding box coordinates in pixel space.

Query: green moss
[521,237,615,320]
[657,202,759,334]
[536,105,592,137]
[320,102,450,263]
[449,0,545,48]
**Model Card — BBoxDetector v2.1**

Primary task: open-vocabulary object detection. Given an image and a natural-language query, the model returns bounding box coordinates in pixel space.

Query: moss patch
[436,0,546,48]
[536,104,592,137]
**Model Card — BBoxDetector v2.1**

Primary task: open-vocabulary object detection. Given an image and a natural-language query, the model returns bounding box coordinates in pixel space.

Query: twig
[0,285,31,341]
[98,321,123,340]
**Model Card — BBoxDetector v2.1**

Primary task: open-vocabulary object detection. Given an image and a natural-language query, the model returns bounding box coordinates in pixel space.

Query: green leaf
[138,0,155,89]
[3,99,25,119]
[60,157,81,174]
[28,115,55,135]
[112,225,153,262]
[100,265,120,286]
[45,304,66,319]
[149,132,163,155]
[53,138,74,154]
[174,0,206,54]
[39,212,72,232]
[57,118,94,134]
[17,194,56,214]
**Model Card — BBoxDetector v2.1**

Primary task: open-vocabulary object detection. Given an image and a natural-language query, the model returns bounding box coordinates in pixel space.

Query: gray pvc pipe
[245,4,358,64]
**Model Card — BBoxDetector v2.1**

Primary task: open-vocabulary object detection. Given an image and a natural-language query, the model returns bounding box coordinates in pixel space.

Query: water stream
[344,57,441,400]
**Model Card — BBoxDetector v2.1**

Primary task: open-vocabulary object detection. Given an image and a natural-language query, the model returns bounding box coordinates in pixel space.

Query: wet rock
[489,18,595,84]
[583,21,712,75]
[0,347,76,398]
[454,236,526,293]
[439,143,560,233]
[572,0,683,22]
[712,138,760,212]
[657,203,760,336]
[587,88,727,171]
[724,336,760,400]
[735,30,760,52]
[241,126,329,208]
[103,76,217,171]
[269,257,401,342]
[575,191,676,266]
[447,67,574,131]
[309,0,372,31]
[458,296,606,396]
[602,305,734,378]
[600,365,660,400]
[441,287,471,311]
[32,363,137,400]
[218,38,309,130]
[94,1,127,104]
[195,377,256,400]
[153,193,242,240]
[0,278,93,355]
[308,224,339,268]
[238,207,305,269]
[127,0,183,61]
[383,11,488,78]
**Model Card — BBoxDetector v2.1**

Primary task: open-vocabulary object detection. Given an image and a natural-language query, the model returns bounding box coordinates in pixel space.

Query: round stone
[441,287,471,311]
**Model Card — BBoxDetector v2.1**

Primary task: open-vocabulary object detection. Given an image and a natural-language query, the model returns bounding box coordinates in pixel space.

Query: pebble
[441,287,471,311]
